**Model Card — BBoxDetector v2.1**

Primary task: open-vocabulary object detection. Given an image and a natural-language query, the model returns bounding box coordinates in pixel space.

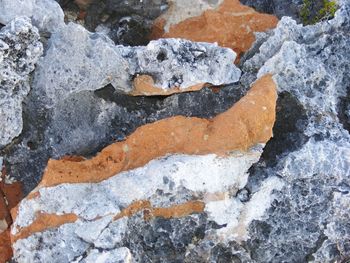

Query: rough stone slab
[237,1,350,261]
[151,0,278,61]
[32,22,241,106]
[0,17,43,147]
[11,76,280,262]
[0,0,64,32]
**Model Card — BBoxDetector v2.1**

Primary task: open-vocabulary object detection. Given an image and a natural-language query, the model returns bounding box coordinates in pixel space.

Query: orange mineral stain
[152,0,278,63]
[0,166,23,263]
[36,74,277,188]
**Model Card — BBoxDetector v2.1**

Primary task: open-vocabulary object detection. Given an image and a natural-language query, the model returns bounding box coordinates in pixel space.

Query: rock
[79,0,168,45]
[151,0,279,62]
[0,17,43,147]
[11,75,280,262]
[234,0,350,261]
[32,22,241,105]
[240,0,303,21]
[240,0,337,25]
[0,159,23,263]
[0,0,64,32]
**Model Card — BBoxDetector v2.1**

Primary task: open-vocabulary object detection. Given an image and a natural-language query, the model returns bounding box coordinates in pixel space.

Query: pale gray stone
[0,0,64,32]
[32,22,241,107]
[0,17,43,147]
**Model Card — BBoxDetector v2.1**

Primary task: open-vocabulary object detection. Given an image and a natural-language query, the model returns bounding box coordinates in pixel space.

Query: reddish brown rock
[151,0,278,62]
[37,74,276,188]
[0,166,23,263]
[12,213,78,243]
[11,75,278,261]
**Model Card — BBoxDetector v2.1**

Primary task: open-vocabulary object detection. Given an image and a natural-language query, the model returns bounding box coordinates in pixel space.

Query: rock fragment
[152,0,279,61]
[0,158,23,263]
[33,23,240,105]
[0,17,43,147]
[0,0,64,32]
[236,1,350,261]
[11,75,280,262]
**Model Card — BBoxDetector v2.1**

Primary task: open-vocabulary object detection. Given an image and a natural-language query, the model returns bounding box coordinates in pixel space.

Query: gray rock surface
[0,17,43,147]
[240,0,303,20]
[237,1,350,261]
[0,0,64,32]
[1,0,350,262]
[32,22,240,106]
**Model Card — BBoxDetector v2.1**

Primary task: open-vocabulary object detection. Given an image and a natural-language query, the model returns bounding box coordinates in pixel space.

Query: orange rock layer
[13,200,205,242]
[151,0,278,62]
[37,74,277,188]
[114,200,205,221]
[0,166,22,263]
[12,213,78,243]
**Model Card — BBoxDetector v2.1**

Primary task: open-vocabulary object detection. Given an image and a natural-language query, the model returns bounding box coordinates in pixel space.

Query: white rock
[0,17,43,147]
[0,0,64,32]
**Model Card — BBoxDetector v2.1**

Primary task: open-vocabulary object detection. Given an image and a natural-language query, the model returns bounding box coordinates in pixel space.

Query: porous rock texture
[0,0,64,32]
[236,0,350,261]
[11,75,281,262]
[33,28,241,103]
[1,0,350,261]
[151,0,279,61]
[0,17,43,147]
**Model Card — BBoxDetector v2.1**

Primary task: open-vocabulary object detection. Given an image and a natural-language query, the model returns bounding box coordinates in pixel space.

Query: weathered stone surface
[33,22,240,105]
[0,0,64,32]
[0,17,43,147]
[1,0,349,262]
[240,0,303,21]
[240,0,337,25]
[234,1,350,261]
[152,0,278,61]
[11,76,280,262]
[35,75,275,187]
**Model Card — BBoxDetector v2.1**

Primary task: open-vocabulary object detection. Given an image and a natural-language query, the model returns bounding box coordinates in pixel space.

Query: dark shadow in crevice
[337,86,350,133]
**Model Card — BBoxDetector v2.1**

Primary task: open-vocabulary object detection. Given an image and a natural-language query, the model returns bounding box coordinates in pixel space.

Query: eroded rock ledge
[11,75,281,262]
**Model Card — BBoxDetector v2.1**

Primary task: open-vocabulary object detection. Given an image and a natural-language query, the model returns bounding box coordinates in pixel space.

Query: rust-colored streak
[152,201,205,219]
[114,200,205,221]
[37,74,276,188]
[114,200,151,220]
[13,201,204,244]
[0,166,23,263]
[151,0,278,63]
[0,230,12,263]
[131,75,207,96]
[12,213,78,243]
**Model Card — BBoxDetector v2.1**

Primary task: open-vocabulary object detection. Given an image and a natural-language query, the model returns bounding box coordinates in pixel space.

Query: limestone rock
[11,76,280,262]
[151,0,279,61]
[0,0,64,32]
[0,17,43,147]
[33,22,241,105]
[235,1,350,261]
